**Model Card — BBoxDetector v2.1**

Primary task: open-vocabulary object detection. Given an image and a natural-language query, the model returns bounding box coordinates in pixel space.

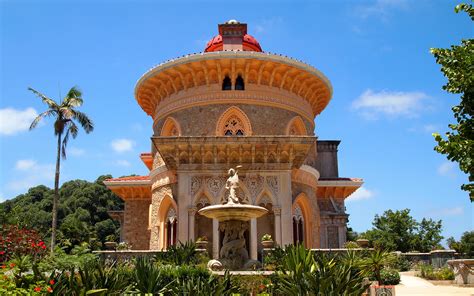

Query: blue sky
[1,0,472,243]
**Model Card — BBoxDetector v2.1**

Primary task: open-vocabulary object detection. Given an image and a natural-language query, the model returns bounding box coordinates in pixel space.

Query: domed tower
[105,20,363,254]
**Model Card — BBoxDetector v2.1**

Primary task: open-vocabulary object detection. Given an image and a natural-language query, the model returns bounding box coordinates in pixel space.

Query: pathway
[396,271,474,296]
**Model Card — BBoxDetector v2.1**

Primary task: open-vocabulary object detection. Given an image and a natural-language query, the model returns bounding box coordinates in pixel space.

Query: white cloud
[352,89,429,119]
[115,160,131,167]
[408,124,440,134]
[437,161,456,177]
[347,187,375,202]
[69,147,85,156]
[8,159,55,192]
[355,0,408,20]
[15,159,37,170]
[429,206,464,217]
[0,107,38,135]
[423,124,439,133]
[111,139,134,153]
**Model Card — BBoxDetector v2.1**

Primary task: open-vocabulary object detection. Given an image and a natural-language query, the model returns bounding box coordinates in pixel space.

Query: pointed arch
[292,192,313,248]
[157,195,178,250]
[286,116,308,136]
[255,189,276,206]
[161,116,181,136]
[193,191,213,207]
[216,106,253,136]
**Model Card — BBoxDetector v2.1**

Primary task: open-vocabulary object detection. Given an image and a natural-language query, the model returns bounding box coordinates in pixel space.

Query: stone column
[273,206,282,246]
[150,187,166,250]
[280,172,293,246]
[250,218,257,260]
[177,172,190,243]
[212,218,219,259]
[338,225,346,248]
[320,220,328,248]
[188,207,197,241]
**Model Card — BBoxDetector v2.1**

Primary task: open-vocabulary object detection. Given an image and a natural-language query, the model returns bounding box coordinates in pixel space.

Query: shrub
[379,268,400,285]
[344,241,360,249]
[232,274,273,295]
[0,224,47,263]
[263,246,286,271]
[391,256,411,271]
[417,263,455,280]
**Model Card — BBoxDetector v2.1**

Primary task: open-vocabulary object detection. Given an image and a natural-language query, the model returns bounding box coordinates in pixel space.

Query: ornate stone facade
[104,20,363,255]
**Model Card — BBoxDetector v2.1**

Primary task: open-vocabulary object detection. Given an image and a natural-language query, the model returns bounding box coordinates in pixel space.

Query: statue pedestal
[199,204,267,270]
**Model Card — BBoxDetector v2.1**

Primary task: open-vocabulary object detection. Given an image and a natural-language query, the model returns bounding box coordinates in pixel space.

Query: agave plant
[164,241,198,266]
[132,257,172,294]
[360,249,397,284]
[275,245,370,295]
[170,269,236,296]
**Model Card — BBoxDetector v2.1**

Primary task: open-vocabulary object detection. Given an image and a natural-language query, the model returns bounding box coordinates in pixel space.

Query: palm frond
[71,110,94,133]
[29,110,56,130]
[63,86,83,107]
[61,122,78,159]
[28,87,59,109]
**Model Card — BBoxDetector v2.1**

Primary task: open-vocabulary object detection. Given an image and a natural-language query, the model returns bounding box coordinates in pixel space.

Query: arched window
[293,205,304,245]
[216,106,252,136]
[222,76,232,90]
[286,116,308,136]
[235,75,245,90]
[161,117,181,136]
[166,208,177,248]
[223,116,245,136]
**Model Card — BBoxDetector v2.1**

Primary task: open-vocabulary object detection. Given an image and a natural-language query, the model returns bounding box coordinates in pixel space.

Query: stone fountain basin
[198,204,268,221]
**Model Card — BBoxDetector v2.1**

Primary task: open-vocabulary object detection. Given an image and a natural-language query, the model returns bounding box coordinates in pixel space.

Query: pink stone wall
[123,200,151,250]
[153,104,314,136]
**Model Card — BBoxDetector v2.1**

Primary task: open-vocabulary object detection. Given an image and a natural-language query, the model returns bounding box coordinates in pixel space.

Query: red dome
[204,33,262,52]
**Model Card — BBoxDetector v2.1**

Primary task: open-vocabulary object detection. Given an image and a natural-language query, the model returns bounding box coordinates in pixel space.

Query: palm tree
[28,86,94,252]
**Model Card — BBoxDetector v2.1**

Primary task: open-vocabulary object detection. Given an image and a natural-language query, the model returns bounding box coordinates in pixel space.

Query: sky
[1,0,472,243]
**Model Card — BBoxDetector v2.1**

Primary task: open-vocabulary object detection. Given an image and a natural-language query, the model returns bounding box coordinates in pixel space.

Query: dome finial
[226,19,240,24]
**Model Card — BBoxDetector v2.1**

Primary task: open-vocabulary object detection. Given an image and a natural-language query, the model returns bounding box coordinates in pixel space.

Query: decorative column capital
[188,207,197,215]
[272,206,282,215]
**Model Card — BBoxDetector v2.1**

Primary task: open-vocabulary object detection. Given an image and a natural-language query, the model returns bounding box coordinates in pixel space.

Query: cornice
[135,51,332,119]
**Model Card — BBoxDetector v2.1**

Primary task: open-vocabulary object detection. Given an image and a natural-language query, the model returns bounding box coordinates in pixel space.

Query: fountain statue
[198,166,268,270]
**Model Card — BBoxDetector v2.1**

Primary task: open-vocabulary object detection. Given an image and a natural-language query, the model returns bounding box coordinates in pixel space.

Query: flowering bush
[0,225,48,263]
[0,261,53,294]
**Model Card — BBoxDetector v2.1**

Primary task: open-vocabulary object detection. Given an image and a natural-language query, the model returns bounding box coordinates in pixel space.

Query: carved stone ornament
[190,176,202,196]
[244,175,264,199]
[206,177,225,197]
[266,176,279,195]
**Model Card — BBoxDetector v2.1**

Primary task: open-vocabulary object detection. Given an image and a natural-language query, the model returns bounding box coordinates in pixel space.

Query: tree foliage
[0,175,123,250]
[447,231,474,258]
[360,209,443,252]
[431,3,474,201]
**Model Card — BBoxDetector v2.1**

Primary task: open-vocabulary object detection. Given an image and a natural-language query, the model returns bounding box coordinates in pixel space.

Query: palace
[104,20,362,259]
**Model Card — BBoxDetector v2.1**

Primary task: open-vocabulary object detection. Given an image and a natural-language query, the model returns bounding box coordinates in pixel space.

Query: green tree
[447,231,474,258]
[413,218,444,252]
[28,86,94,252]
[0,175,123,249]
[431,3,474,201]
[361,209,418,252]
[360,209,444,252]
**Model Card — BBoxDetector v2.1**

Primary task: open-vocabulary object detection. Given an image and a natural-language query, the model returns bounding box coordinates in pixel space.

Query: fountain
[198,166,268,270]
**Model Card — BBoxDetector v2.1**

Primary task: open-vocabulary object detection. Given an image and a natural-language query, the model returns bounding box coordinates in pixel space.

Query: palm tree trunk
[51,131,62,253]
